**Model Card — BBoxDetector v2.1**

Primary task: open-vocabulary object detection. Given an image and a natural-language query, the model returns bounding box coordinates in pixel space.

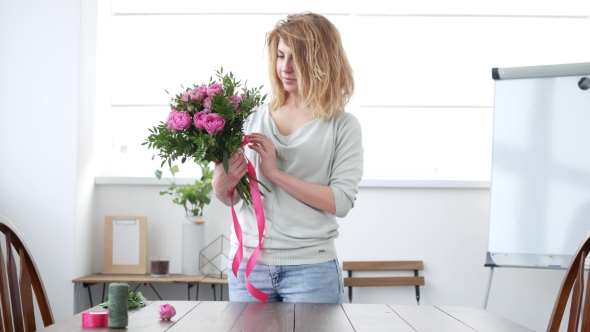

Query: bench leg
[348,271,353,303]
[414,270,420,305]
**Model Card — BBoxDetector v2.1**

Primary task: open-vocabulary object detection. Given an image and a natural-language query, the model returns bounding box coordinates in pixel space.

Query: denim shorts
[228,259,344,303]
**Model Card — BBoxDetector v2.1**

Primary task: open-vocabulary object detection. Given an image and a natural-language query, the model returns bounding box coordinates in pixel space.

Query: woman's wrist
[265,169,283,185]
[214,187,229,197]
[214,187,240,206]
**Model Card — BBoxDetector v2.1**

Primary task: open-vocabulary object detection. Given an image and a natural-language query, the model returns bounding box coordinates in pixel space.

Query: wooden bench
[342,261,425,305]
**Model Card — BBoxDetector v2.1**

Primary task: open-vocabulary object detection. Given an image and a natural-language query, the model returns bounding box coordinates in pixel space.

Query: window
[95,0,590,183]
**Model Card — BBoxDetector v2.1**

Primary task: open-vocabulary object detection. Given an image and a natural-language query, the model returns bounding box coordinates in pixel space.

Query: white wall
[0,0,82,324]
[74,0,98,314]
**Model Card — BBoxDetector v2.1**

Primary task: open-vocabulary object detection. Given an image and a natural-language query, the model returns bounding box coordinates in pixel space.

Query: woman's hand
[247,133,280,180]
[212,151,248,205]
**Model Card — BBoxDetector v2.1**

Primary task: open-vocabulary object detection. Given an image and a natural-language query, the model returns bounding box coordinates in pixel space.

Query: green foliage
[143,68,270,204]
[156,162,213,217]
[142,68,265,168]
[100,289,148,309]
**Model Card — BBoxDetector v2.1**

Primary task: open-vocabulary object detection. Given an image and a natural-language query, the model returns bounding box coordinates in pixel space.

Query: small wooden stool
[342,261,425,304]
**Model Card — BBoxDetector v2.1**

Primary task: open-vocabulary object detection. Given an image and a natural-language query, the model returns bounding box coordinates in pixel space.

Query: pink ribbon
[82,312,108,327]
[230,137,270,302]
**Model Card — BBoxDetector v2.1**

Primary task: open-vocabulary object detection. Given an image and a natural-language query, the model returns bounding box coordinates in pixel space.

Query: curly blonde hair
[266,12,354,120]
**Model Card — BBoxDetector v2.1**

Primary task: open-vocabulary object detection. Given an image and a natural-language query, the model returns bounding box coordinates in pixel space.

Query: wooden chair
[342,261,425,305]
[547,232,590,332]
[0,215,54,331]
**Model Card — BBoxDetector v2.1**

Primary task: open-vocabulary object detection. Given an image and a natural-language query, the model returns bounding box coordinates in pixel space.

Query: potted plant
[155,161,213,218]
[155,161,213,275]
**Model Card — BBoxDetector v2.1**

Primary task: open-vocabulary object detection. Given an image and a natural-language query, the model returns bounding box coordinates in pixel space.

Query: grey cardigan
[230,104,364,265]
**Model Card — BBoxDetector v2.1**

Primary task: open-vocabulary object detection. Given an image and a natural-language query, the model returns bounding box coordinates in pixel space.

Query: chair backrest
[342,261,425,304]
[0,215,54,331]
[547,232,590,332]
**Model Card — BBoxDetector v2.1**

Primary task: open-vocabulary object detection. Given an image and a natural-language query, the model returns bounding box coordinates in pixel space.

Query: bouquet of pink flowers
[143,68,269,204]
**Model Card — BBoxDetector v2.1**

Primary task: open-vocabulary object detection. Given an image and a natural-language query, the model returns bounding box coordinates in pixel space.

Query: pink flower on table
[227,95,241,110]
[207,83,223,96]
[159,303,176,320]
[193,109,211,130]
[202,113,225,135]
[203,97,212,109]
[167,111,192,130]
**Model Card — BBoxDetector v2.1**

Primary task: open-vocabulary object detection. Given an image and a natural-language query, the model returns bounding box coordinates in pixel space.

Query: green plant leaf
[100,289,148,309]
[170,165,179,176]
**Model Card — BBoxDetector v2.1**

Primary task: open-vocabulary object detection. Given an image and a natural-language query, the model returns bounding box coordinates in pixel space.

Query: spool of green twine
[108,283,129,328]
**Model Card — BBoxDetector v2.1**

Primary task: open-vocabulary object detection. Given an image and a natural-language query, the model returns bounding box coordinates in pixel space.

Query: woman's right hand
[212,151,248,204]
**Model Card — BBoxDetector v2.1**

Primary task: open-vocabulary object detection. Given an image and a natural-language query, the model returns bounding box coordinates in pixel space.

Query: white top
[230,104,364,265]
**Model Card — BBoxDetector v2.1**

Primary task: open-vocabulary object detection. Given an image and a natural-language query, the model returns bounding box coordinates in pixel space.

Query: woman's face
[276,38,298,94]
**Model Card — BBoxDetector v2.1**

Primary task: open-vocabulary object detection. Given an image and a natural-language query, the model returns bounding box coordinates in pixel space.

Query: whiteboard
[487,63,590,269]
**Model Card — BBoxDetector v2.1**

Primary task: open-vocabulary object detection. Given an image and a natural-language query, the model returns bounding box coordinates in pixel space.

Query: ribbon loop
[230,151,270,302]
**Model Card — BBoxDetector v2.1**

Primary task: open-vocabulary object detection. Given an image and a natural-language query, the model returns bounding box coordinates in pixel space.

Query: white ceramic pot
[181,215,206,275]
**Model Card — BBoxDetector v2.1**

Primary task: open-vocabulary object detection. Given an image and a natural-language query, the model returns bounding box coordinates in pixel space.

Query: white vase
[181,215,206,275]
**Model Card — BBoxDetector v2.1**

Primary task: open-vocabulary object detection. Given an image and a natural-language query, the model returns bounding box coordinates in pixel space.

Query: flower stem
[247,173,271,193]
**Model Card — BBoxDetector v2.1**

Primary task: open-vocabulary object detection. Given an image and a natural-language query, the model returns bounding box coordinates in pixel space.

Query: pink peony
[193,110,210,130]
[164,110,176,127]
[159,303,176,320]
[206,83,223,97]
[226,95,241,110]
[188,88,204,102]
[202,113,225,135]
[183,88,205,102]
[197,85,208,97]
[203,97,212,109]
[167,111,192,130]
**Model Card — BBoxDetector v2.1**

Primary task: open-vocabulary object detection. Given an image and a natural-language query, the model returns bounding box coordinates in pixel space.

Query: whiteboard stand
[483,252,572,309]
[483,252,497,309]
[483,267,493,309]
[485,62,590,310]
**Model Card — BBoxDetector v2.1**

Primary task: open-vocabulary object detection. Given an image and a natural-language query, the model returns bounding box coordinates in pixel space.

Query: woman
[212,12,363,303]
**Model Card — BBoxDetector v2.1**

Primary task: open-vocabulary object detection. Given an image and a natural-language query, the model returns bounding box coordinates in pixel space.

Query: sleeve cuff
[333,187,354,218]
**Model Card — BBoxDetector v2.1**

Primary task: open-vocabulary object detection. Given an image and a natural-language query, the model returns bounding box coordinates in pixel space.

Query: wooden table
[41,301,534,331]
[72,274,228,306]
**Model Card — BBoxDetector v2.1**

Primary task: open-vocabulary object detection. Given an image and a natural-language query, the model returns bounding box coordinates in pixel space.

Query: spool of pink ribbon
[82,311,108,327]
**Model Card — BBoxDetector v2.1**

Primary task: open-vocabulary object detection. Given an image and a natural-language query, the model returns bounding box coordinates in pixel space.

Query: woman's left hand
[247,133,280,180]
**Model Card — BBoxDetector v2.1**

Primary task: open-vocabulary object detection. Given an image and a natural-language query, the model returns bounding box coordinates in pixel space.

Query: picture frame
[103,216,147,274]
